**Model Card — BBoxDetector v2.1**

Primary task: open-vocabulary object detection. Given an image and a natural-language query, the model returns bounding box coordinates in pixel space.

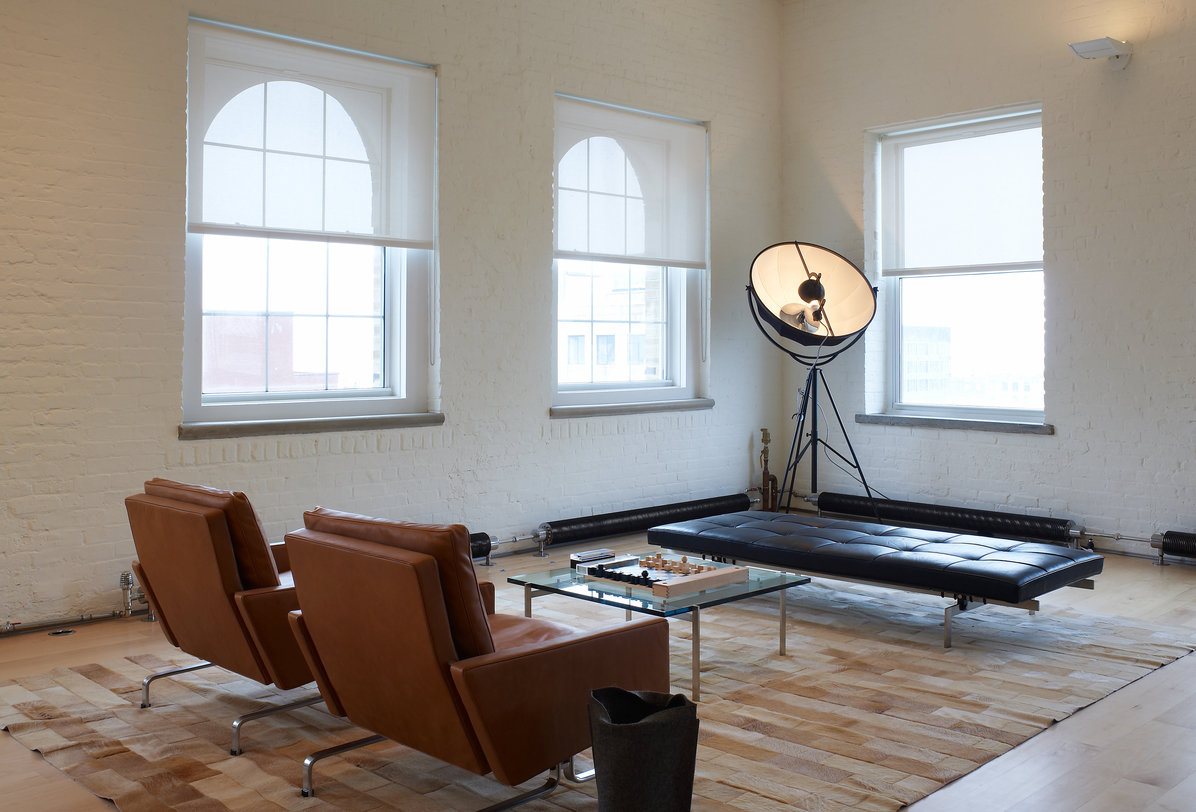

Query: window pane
[203,235,267,313]
[268,239,327,316]
[593,326,627,382]
[557,260,593,321]
[558,321,592,384]
[557,189,589,252]
[328,316,384,389]
[902,127,1042,268]
[329,243,382,317]
[325,95,368,160]
[567,333,586,365]
[589,137,626,195]
[206,84,264,148]
[203,314,266,393]
[265,81,325,155]
[203,145,263,226]
[268,315,327,391]
[558,141,588,190]
[555,260,668,387]
[592,264,630,322]
[627,198,646,254]
[325,159,373,233]
[265,153,324,231]
[630,322,665,382]
[898,272,1043,410]
[629,266,665,322]
[595,332,618,366]
[589,193,626,255]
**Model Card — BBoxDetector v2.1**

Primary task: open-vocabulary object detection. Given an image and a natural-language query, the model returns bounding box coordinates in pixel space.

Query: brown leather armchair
[124,479,321,754]
[285,507,671,808]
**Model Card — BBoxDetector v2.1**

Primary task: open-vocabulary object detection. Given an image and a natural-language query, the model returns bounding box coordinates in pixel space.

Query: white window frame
[551,96,708,410]
[183,20,436,427]
[876,105,1044,424]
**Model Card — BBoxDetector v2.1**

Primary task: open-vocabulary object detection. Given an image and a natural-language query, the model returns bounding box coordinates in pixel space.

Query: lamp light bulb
[780,302,823,334]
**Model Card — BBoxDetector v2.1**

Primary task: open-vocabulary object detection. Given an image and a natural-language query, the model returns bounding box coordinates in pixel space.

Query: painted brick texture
[779,0,1196,550]
[0,0,785,623]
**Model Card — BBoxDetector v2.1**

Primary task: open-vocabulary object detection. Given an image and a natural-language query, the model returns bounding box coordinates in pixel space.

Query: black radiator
[816,491,1078,545]
[538,493,751,547]
[1155,530,1196,560]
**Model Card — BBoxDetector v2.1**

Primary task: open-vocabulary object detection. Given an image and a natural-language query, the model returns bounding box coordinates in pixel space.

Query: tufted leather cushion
[143,478,280,589]
[303,507,495,659]
[648,510,1104,605]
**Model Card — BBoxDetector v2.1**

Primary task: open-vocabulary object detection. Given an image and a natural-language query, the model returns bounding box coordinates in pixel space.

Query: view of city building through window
[556,136,668,387]
[879,108,1044,419]
[185,22,435,424]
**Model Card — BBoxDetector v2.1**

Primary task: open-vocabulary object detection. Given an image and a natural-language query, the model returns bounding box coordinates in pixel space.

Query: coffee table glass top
[507,553,809,617]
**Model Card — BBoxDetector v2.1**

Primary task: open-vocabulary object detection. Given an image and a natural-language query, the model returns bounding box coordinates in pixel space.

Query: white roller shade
[188,22,435,247]
[555,96,707,268]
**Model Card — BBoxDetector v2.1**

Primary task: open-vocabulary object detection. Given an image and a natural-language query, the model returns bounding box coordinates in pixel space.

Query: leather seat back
[285,528,490,775]
[144,478,281,589]
[125,493,269,681]
[302,508,495,659]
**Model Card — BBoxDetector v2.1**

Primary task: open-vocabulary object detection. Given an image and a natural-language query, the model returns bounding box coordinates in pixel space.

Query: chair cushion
[303,507,495,659]
[488,613,579,651]
[143,478,280,589]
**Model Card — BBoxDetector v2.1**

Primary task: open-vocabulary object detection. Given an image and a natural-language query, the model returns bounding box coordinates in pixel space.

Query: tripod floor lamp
[747,242,878,511]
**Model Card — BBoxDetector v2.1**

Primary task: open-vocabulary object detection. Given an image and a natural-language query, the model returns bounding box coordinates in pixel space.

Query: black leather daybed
[647,510,1104,646]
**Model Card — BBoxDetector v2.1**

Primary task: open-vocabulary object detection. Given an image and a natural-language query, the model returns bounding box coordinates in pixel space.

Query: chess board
[582,553,749,598]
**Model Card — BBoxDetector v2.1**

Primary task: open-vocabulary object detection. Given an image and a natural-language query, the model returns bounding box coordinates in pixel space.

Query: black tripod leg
[814,367,875,503]
[779,365,818,512]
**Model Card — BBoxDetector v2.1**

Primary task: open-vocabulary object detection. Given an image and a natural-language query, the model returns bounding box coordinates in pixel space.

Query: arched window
[198,81,382,397]
[552,97,708,409]
[202,80,373,234]
[556,136,664,387]
[184,22,435,431]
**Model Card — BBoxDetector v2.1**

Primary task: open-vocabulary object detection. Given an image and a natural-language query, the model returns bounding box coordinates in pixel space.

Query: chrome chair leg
[230,692,324,755]
[563,755,595,783]
[302,733,386,797]
[479,763,564,812]
[140,661,215,708]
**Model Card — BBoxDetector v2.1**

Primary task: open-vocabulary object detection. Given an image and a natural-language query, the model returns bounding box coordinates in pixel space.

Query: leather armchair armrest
[478,580,496,615]
[288,610,346,717]
[450,617,670,787]
[234,585,313,690]
[269,541,290,573]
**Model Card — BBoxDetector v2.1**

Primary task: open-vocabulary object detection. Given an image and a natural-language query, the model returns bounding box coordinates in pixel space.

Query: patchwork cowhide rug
[2,580,1192,810]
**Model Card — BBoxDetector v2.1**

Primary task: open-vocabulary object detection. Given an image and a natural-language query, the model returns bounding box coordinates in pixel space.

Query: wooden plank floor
[2,537,1195,811]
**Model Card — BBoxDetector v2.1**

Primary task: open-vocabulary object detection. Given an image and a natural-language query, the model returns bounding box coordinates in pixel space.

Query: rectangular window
[877,107,1044,422]
[552,96,707,408]
[184,21,436,426]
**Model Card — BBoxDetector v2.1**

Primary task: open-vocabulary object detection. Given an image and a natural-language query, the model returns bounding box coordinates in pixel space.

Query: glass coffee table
[507,553,809,700]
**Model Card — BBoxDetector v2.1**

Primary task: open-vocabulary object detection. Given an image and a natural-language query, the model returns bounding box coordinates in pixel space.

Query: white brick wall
[15,0,1187,625]
[780,0,1196,550]
[0,0,786,623]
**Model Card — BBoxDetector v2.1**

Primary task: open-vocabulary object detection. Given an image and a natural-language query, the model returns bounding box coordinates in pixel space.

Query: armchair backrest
[285,527,490,775]
[144,478,280,589]
[302,508,494,659]
[124,493,270,682]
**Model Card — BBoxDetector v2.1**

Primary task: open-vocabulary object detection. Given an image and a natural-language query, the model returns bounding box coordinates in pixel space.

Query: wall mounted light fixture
[1068,36,1133,69]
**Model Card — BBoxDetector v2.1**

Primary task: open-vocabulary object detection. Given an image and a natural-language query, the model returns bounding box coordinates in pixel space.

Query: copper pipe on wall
[759,428,779,512]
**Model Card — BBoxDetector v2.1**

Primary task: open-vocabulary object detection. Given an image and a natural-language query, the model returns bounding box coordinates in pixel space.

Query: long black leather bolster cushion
[647,510,1104,605]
